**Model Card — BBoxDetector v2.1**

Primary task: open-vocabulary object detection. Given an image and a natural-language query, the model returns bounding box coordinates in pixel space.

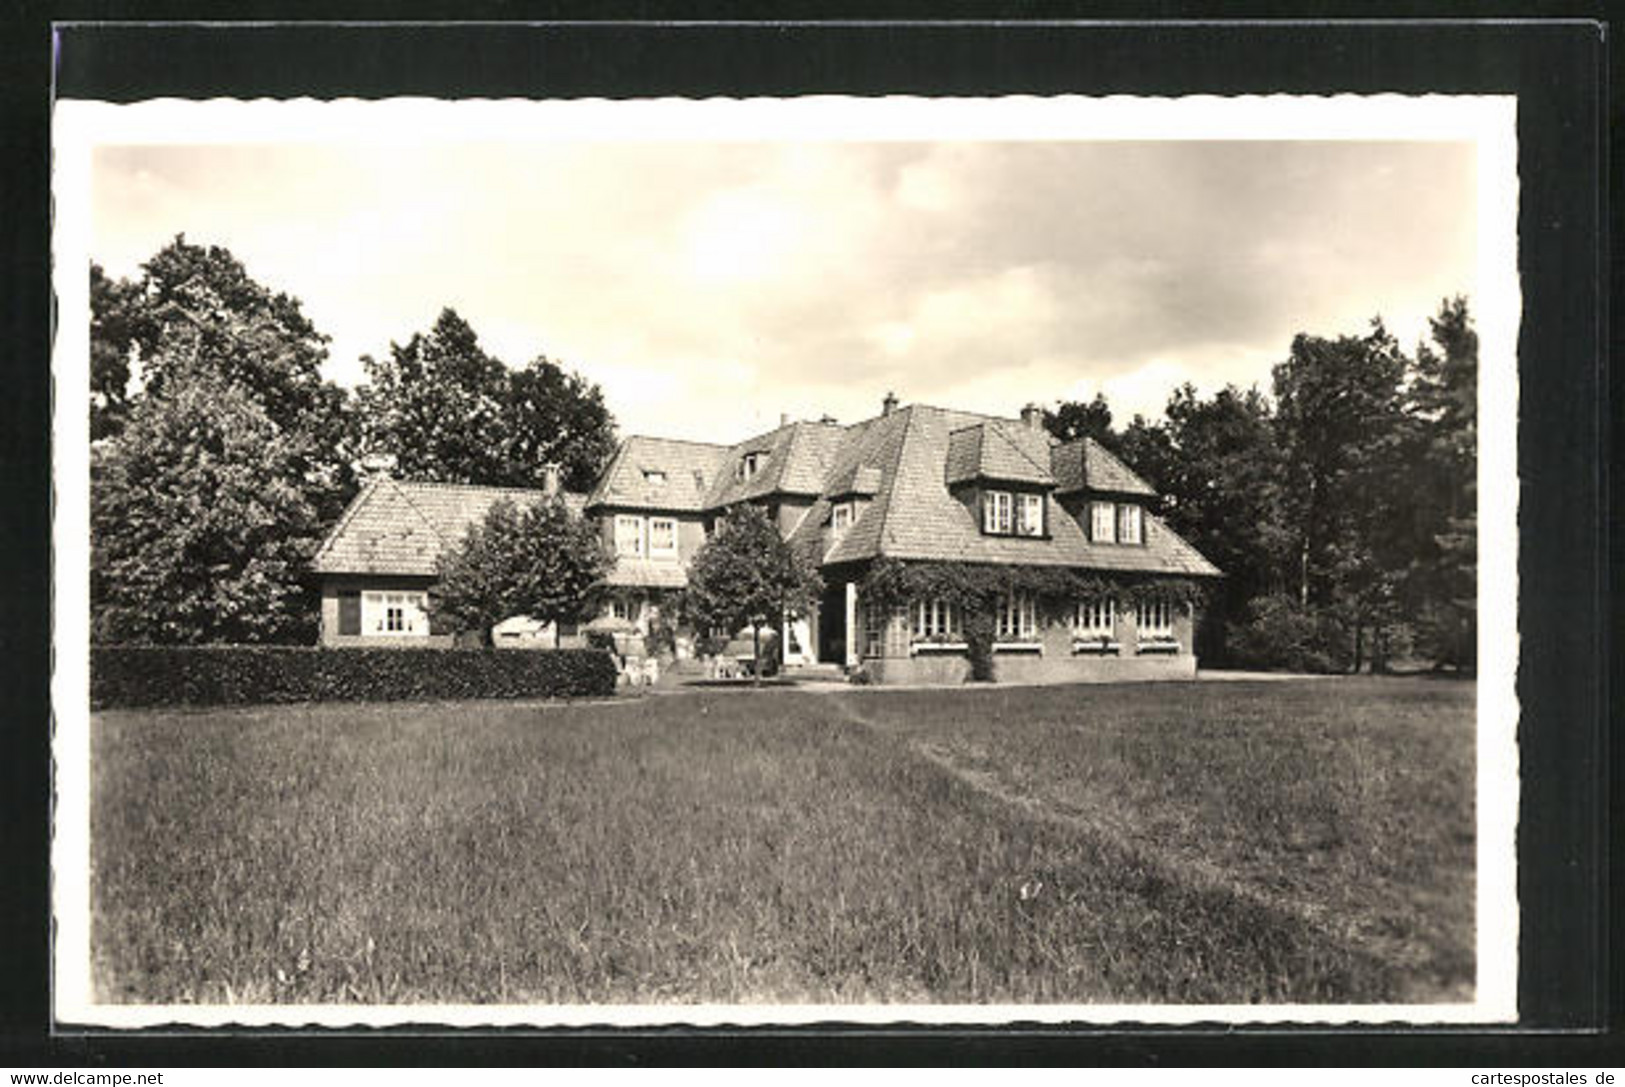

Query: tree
[1271,319,1411,670]
[680,504,823,683]
[1123,383,1291,665]
[1404,297,1478,671]
[356,309,617,491]
[1042,393,1115,446]
[433,497,612,646]
[504,355,618,493]
[91,365,323,644]
[89,262,148,440]
[89,238,359,520]
[356,308,513,485]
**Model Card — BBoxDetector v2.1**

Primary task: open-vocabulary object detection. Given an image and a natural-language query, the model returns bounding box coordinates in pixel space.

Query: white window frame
[1018,493,1045,537]
[831,502,854,533]
[362,590,429,637]
[984,490,1013,534]
[1118,502,1143,545]
[643,469,666,485]
[862,601,885,658]
[611,597,642,624]
[1136,599,1175,636]
[912,598,963,641]
[1073,596,1116,638]
[614,514,645,558]
[740,452,764,481]
[995,592,1037,640]
[1091,501,1117,543]
[648,516,678,558]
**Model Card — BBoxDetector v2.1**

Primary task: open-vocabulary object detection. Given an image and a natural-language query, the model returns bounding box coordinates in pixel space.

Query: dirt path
[820,690,1468,1004]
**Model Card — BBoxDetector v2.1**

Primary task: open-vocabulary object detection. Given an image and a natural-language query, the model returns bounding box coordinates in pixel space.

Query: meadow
[90,677,1474,1005]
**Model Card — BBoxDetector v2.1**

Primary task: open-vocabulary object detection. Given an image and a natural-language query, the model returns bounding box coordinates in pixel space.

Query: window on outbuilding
[912,599,962,640]
[338,591,361,636]
[1136,599,1174,635]
[1074,597,1115,638]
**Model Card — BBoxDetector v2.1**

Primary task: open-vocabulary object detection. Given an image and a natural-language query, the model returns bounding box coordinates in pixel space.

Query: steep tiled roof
[587,436,730,512]
[814,405,1217,576]
[1051,436,1157,497]
[311,478,586,576]
[705,419,846,507]
[944,420,1056,486]
[826,463,881,498]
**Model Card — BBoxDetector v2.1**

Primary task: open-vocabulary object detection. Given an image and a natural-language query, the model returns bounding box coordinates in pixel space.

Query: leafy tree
[505,355,618,493]
[89,238,358,519]
[1271,321,1410,663]
[357,308,512,485]
[433,497,612,647]
[91,365,323,644]
[357,310,617,491]
[89,262,148,440]
[681,504,823,683]
[1042,393,1115,446]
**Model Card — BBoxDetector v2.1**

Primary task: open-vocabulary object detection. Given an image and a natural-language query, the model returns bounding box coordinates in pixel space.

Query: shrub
[90,645,618,709]
[1226,595,1351,674]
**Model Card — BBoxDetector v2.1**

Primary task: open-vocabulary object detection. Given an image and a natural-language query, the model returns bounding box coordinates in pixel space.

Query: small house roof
[310,478,586,577]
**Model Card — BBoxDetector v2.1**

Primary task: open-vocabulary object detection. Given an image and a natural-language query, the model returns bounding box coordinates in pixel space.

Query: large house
[309,395,1221,683]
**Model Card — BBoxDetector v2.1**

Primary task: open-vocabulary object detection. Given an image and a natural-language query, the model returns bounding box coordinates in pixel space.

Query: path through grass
[90,678,1473,1005]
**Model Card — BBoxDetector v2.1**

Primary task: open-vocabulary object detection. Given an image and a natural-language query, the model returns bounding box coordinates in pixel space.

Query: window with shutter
[338,591,361,636]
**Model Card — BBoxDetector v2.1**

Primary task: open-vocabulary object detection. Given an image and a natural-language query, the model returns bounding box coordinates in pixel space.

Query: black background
[1,7,1612,1067]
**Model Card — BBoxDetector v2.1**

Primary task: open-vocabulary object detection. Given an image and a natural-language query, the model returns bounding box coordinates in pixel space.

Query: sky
[91,139,1477,442]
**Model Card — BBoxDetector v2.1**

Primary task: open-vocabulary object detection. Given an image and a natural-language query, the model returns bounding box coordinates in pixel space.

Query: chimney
[1020,403,1044,431]
[541,463,561,497]
[780,412,790,427]
[882,391,898,417]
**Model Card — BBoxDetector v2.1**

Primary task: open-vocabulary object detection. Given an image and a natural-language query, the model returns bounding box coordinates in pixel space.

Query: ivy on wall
[857,558,1208,681]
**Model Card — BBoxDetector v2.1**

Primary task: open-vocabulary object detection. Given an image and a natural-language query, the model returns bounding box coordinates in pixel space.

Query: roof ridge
[871,406,918,558]
[986,418,1054,478]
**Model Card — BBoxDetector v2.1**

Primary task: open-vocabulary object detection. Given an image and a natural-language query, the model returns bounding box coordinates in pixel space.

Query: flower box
[992,641,1043,655]
[1071,638,1121,656]
[1136,635,1181,655]
[911,640,969,655]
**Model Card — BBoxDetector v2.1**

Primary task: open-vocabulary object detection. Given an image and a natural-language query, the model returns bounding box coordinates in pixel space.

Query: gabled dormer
[944,418,1057,539]
[1050,435,1157,547]
[822,463,881,542]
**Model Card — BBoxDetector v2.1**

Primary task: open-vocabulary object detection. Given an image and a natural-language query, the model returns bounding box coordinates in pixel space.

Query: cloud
[91,138,1476,442]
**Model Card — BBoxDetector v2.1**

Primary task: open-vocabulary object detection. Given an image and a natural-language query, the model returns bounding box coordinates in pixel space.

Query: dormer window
[643,469,666,485]
[1117,503,1143,545]
[1018,494,1044,537]
[831,502,854,534]
[1090,501,1143,545]
[983,490,1012,534]
[739,452,765,481]
[1090,501,1116,543]
[983,490,1044,537]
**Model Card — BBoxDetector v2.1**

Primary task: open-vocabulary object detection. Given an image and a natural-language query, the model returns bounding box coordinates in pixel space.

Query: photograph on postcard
[50,95,1519,1027]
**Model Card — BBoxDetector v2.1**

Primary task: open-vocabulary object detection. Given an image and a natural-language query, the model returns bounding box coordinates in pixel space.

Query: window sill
[911,641,968,655]
[1071,639,1121,655]
[993,641,1043,654]
[1136,640,1181,655]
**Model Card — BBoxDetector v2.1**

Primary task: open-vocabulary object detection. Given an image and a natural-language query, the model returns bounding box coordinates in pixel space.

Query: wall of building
[319,575,451,648]
[860,596,1199,685]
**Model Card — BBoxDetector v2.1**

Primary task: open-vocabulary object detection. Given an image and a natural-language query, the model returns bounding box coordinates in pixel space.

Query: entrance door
[817,585,846,664]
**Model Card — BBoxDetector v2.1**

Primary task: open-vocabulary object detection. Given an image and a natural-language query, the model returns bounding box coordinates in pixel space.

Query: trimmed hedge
[90,645,619,709]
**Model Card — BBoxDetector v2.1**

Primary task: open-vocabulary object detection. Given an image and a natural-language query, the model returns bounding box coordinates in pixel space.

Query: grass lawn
[90,677,1473,1005]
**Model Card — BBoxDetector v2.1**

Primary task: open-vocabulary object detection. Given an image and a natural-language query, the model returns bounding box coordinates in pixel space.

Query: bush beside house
[90,645,617,709]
